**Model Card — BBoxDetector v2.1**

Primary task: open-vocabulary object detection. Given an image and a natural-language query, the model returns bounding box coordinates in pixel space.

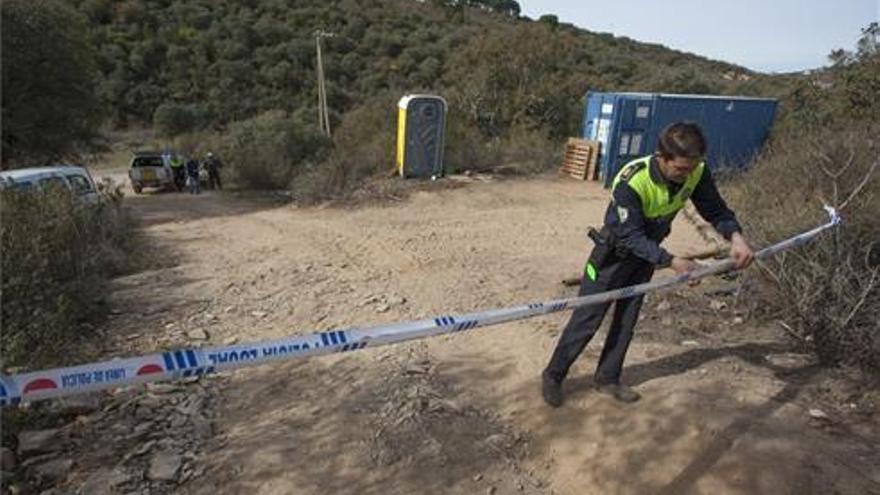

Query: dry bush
[0,179,136,368]
[290,94,397,203]
[170,130,218,158]
[490,126,561,175]
[728,126,879,372]
[445,120,560,175]
[444,117,496,173]
[289,155,355,204]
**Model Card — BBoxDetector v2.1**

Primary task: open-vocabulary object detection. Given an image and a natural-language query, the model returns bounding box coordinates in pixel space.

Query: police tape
[0,207,841,406]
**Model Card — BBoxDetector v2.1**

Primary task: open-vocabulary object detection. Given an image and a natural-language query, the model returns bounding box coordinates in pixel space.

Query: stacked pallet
[558,138,601,181]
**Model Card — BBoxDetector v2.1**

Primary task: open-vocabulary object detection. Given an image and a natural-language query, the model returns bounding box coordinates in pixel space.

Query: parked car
[129,151,175,193]
[0,165,100,203]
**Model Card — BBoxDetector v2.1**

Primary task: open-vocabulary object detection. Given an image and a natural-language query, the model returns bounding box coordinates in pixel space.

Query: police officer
[170,154,186,192]
[542,122,754,407]
[185,156,201,194]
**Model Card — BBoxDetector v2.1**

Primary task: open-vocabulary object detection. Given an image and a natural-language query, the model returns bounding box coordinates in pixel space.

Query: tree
[826,23,880,121]
[840,23,880,120]
[153,102,200,137]
[855,22,879,59]
[446,25,579,138]
[539,14,559,29]
[1,0,104,167]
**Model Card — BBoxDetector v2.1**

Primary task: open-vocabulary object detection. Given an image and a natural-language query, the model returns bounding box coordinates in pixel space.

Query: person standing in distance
[203,152,223,191]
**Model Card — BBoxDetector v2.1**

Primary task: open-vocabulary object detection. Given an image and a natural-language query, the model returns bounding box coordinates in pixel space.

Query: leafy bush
[445,23,583,139]
[538,14,559,28]
[0,180,136,368]
[221,110,331,190]
[445,118,558,174]
[830,22,880,121]
[444,116,495,173]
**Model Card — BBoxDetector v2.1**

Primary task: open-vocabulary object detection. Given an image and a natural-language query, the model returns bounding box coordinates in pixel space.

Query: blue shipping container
[582,91,778,187]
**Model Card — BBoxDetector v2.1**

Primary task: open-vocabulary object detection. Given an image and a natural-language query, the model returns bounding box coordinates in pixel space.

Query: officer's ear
[655,151,673,162]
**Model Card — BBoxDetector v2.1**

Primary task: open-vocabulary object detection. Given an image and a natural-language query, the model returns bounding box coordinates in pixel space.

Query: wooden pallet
[559,138,601,181]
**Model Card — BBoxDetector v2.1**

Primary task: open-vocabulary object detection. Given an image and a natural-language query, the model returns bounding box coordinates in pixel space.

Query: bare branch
[818,162,837,179]
[776,319,804,341]
[841,269,879,328]
[838,148,858,176]
[754,258,783,287]
[808,140,835,167]
[839,158,880,211]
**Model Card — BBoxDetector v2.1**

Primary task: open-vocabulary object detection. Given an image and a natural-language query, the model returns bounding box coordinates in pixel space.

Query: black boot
[595,382,641,403]
[541,371,564,408]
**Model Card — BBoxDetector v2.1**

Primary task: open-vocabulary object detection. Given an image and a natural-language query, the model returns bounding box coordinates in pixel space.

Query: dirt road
[63,174,880,494]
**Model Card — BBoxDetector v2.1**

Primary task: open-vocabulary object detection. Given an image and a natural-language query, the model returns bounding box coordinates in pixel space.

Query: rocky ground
[2,173,878,495]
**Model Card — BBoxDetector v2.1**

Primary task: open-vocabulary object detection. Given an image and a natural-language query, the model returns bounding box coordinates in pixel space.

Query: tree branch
[840,268,879,328]
[839,157,879,211]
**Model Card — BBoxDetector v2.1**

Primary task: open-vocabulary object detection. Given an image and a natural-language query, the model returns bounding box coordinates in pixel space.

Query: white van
[0,166,100,203]
[129,151,176,193]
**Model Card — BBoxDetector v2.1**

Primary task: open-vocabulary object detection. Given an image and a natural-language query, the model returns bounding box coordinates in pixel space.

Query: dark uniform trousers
[545,244,655,385]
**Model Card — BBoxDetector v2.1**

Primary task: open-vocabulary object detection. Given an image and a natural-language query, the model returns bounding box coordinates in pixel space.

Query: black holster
[587,227,616,269]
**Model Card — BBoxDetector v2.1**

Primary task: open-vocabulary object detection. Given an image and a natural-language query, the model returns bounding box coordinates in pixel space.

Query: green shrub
[538,14,559,28]
[445,116,495,173]
[153,102,201,137]
[291,94,397,202]
[0,180,136,368]
[222,110,331,190]
[446,117,559,175]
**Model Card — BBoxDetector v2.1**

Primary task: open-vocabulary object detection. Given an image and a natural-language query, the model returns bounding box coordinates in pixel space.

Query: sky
[520,0,879,73]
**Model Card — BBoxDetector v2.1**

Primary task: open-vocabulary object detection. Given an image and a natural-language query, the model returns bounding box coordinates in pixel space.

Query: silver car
[0,165,100,203]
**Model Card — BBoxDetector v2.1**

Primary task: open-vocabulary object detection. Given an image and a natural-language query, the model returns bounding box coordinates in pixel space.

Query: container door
[594,94,616,184]
[617,99,651,158]
[404,98,446,178]
[605,98,652,186]
[582,92,602,140]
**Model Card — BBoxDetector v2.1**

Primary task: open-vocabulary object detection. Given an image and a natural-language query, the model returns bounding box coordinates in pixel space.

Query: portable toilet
[582,91,778,187]
[396,94,447,178]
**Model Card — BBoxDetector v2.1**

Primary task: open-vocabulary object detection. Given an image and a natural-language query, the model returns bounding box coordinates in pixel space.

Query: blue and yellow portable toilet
[396,94,447,178]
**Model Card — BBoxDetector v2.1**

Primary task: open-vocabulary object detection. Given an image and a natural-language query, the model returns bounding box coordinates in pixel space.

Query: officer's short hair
[657,122,706,160]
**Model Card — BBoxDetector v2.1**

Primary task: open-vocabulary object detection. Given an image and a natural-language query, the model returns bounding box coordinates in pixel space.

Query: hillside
[70,0,773,136]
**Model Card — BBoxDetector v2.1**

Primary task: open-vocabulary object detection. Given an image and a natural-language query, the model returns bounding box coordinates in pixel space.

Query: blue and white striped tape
[0,207,840,405]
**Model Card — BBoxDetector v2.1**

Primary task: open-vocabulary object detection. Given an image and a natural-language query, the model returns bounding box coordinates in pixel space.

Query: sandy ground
[83,172,880,495]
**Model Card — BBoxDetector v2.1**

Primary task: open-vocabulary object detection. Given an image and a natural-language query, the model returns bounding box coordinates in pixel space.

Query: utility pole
[315,30,335,137]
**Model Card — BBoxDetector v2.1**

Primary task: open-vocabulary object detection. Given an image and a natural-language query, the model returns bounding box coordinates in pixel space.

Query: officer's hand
[671,256,701,286]
[729,232,755,270]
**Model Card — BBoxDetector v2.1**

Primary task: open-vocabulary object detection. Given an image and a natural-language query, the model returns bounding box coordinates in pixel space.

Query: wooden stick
[561,246,727,286]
